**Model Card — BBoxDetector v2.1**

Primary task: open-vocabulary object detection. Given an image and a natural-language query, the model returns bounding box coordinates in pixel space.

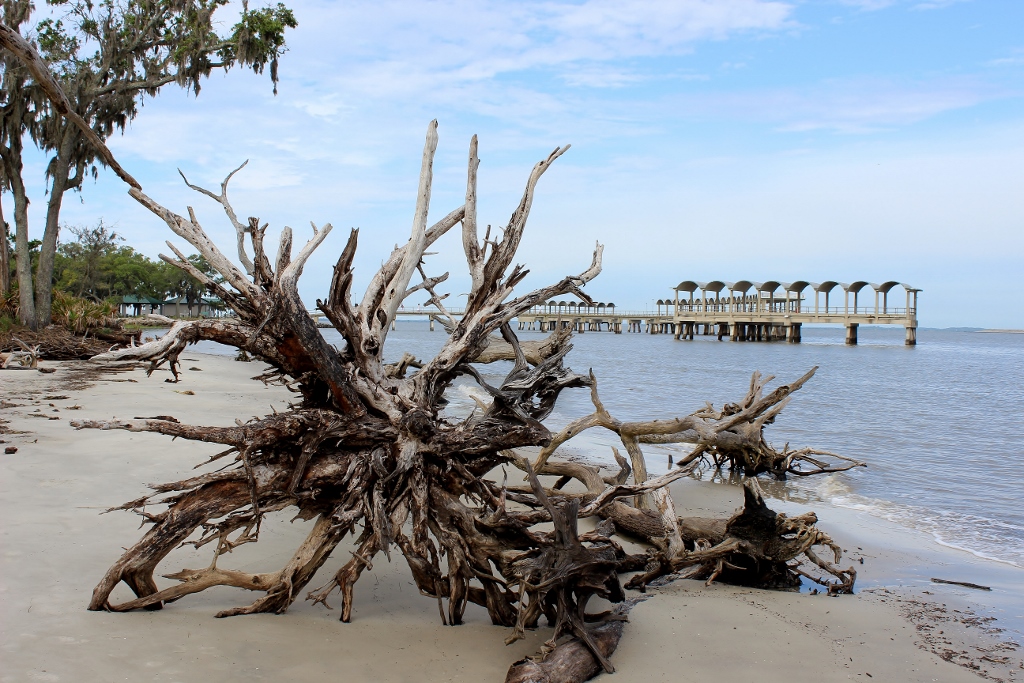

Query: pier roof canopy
[674,280,700,292]
[783,281,811,293]
[871,281,904,294]
[843,281,871,294]
[698,280,727,293]
[728,280,755,293]
[755,281,781,293]
[813,281,840,293]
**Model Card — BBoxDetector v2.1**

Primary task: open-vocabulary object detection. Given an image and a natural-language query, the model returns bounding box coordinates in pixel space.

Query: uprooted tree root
[56,118,857,675]
[5,36,864,679]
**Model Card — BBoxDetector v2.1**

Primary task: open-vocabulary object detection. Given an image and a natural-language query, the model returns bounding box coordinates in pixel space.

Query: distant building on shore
[117,295,225,318]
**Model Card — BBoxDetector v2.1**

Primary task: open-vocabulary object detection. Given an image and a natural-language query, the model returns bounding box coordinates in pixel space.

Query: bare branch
[471,144,570,309]
[378,120,439,339]
[463,135,484,292]
[178,161,254,275]
[128,187,264,305]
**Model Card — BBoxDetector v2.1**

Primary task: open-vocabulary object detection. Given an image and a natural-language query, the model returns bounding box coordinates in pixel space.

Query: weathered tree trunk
[0,7,34,325]
[2,128,36,329]
[0,193,10,296]
[9,31,861,681]
[11,160,34,329]
[33,124,82,328]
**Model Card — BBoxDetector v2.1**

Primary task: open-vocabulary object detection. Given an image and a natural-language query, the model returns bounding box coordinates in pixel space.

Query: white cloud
[287,0,794,99]
[666,77,1000,133]
[837,0,898,10]
[987,48,1024,67]
[837,0,972,10]
[911,0,972,10]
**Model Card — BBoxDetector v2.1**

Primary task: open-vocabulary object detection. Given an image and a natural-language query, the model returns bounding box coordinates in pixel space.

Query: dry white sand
[1,353,1018,682]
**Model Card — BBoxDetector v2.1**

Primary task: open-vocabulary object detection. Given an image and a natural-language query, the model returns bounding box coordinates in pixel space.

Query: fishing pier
[517,280,920,345]
[310,280,920,345]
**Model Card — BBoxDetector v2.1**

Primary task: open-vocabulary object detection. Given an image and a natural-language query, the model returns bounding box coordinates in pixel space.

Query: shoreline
[2,352,1021,682]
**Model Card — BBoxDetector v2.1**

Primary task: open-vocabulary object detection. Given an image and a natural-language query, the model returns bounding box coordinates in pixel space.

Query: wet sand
[1,353,1019,682]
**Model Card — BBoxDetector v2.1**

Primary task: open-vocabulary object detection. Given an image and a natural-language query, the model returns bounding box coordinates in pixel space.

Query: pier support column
[787,322,801,343]
[729,323,738,342]
[905,326,917,346]
[717,323,725,341]
[845,323,859,345]
[429,317,435,332]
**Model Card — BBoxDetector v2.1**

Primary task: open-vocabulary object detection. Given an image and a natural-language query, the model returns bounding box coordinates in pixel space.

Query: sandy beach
[1,352,1020,682]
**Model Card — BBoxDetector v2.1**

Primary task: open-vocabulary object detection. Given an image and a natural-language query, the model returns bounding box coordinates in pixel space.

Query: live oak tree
[4,28,865,682]
[0,0,296,330]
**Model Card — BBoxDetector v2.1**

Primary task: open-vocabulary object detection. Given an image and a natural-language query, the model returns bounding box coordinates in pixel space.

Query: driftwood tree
[4,27,862,680]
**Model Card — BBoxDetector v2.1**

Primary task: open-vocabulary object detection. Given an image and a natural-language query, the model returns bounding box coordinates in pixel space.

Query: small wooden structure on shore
[309,280,920,345]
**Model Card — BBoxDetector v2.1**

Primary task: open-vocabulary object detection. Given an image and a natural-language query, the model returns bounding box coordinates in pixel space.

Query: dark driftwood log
[505,608,629,683]
[9,36,863,680]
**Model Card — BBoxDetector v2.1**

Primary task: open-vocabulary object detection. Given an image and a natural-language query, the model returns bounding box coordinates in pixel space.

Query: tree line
[3,219,217,314]
[1,0,296,330]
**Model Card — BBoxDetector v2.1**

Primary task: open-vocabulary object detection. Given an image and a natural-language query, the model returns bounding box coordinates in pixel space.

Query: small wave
[799,475,1024,568]
[932,536,1022,568]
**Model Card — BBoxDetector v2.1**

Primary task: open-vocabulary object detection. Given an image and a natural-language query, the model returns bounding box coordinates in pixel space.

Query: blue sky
[16,0,1024,327]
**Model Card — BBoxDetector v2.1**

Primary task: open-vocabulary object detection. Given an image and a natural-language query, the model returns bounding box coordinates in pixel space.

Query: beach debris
[1,338,41,369]
[882,589,1024,679]
[931,578,992,591]
[189,367,202,371]
[0,324,139,361]
[9,69,862,680]
[173,390,195,395]
[4,446,17,454]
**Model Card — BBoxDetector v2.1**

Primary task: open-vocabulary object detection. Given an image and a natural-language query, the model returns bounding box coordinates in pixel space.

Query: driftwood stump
[0,33,863,677]
[57,126,855,679]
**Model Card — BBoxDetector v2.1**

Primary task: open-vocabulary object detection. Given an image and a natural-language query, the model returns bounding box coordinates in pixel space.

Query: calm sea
[184,323,1024,569]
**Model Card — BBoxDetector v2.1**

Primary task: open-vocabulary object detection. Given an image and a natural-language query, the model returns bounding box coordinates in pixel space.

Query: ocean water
[181,323,1024,570]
